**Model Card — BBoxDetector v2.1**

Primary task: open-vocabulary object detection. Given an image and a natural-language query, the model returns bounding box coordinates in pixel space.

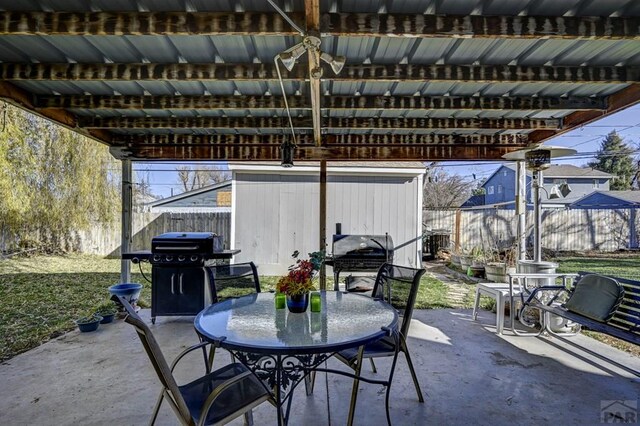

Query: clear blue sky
[138,104,640,199]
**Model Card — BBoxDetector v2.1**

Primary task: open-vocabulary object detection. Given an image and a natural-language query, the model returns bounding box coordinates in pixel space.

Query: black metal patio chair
[206,261,261,303]
[319,263,426,425]
[114,295,272,426]
[204,261,262,367]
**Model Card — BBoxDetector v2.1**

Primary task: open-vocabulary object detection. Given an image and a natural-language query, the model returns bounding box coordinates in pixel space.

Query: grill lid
[332,234,394,257]
[151,232,223,254]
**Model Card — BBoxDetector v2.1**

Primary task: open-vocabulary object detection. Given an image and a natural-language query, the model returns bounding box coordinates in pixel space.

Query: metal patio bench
[520,272,640,346]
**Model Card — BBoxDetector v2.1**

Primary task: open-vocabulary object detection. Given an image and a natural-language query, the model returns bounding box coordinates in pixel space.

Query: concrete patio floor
[1,307,638,426]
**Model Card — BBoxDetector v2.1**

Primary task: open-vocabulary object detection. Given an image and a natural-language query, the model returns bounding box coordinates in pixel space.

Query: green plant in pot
[95,301,118,324]
[75,314,103,332]
[470,246,485,268]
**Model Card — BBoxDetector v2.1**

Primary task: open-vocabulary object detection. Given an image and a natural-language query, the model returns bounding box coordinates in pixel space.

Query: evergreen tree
[588,131,636,190]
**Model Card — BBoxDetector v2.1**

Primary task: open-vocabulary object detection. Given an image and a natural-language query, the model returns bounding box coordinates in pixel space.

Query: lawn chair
[332,263,426,425]
[206,262,261,303]
[113,295,272,425]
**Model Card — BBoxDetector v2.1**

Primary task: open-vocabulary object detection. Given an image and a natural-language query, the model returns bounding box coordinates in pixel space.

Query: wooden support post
[121,159,133,283]
[319,159,327,290]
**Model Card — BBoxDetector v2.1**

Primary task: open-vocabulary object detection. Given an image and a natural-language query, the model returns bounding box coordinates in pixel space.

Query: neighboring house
[570,190,640,209]
[230,162,426,275]
[149,181,232,212]
[463,164,614,208]
[460,193,485,208]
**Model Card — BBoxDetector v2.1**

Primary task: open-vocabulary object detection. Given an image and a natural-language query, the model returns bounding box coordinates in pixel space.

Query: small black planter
[76,315,102,332]
[97,313,115,324]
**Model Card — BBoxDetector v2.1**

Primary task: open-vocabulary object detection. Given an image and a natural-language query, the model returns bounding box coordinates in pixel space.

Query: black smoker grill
[326,234,394,291]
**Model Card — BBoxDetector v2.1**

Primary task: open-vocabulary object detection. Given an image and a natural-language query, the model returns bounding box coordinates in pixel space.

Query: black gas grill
[150,232,224,266]
[121,232,241,324]
[326,234,393,291]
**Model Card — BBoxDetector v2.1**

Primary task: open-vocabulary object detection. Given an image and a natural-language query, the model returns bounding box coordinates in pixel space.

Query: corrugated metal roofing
[0,0,639,162]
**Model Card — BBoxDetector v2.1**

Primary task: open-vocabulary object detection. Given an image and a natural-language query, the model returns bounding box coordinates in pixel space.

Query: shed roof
[1,0,639,162]
[150,180,231,207]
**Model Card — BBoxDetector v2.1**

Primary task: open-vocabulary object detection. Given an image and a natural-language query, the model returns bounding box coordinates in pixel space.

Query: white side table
[472,282,521,334]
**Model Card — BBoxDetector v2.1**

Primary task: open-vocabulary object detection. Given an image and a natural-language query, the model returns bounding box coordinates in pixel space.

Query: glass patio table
[194,291,398,426]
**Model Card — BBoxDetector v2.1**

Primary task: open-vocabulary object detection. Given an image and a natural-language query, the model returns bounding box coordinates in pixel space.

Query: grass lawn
[0,255,153,362]
[0,255,451,362]
[555,252,640,279]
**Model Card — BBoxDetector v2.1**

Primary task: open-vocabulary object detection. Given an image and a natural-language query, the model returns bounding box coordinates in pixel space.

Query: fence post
[455,209,461,252]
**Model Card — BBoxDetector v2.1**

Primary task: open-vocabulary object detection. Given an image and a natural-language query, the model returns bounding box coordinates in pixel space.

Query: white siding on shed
[231,166,423,275]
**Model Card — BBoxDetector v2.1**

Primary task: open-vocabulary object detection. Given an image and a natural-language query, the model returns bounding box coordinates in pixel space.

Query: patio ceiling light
[320,51,346,75]
[280,139,295,168]
[278,42,307,71]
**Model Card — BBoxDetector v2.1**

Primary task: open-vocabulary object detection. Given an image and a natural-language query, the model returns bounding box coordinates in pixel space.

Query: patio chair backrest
[206,261,261,303]
[372,263,426,337]
[113,295,193,424]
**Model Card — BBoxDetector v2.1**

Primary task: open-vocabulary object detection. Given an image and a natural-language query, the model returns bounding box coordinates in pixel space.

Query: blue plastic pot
[108,283,143,303]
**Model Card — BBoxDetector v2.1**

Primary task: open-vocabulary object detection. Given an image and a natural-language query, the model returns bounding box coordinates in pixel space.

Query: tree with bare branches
[423,165,474,208]
[176,165,230,192]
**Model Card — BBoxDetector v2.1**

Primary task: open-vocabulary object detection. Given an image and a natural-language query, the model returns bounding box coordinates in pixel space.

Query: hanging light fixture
[274,36,346,168]
[269,0,347,169]
[280,138,295,168]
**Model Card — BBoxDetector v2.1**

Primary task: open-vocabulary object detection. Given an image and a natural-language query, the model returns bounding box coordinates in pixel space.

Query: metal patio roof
[0,0,639,162]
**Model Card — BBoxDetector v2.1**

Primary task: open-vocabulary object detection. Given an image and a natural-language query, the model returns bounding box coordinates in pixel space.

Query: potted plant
[450,248,462,268]
[276,250,323,313]
[95,301,118,324]
[470,246,485,269]
[484,244,517,283]
[459,249,473,271]
[75,314,103,332]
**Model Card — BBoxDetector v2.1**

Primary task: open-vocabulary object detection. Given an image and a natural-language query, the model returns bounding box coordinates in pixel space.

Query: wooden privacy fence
[76,212,231,256]
[423,208,639,252]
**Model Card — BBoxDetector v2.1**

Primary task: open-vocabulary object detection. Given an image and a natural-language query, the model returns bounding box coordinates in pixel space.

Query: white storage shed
[230,162,426,275]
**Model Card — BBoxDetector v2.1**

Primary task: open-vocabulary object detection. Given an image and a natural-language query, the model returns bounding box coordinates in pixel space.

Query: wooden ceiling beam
[0,11,301,35]
[305,0,322,146]
[323,14,640,39]
[2,62,637,84]
[111,143,527,161]
[37,94,605,111]
[529,83,640,144]
[79,116,312,129]
[114,133,531,146]
[2,12,638,39]
[0,81,112,143]
[78,116,560,130]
